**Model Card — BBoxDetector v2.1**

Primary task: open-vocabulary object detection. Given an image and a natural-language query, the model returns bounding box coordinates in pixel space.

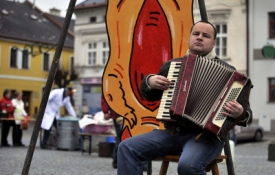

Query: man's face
[6,92,11,99]
[188,22,216,56]
[17,93,22,100]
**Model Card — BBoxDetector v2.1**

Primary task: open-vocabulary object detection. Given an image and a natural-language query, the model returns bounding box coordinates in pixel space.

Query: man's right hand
[148,75,170,90]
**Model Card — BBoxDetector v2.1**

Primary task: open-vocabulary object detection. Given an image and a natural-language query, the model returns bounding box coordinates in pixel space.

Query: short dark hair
[190,20,217,40]
[3,89,11,97]
[67,87,72,91]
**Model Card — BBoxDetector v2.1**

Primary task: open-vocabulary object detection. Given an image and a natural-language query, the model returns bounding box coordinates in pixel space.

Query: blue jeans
[117,129,224,175]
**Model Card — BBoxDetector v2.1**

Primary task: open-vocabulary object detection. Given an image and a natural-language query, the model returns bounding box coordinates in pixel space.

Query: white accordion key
[156,61,182,121]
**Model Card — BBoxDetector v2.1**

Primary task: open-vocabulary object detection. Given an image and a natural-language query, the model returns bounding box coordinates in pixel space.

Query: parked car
[230,123,264,143]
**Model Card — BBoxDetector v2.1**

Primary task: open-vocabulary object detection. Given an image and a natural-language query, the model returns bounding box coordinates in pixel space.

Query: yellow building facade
[0,0,75,117]
[0,39,73,117]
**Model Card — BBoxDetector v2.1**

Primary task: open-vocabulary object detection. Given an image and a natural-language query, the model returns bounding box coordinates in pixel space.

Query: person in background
[0,89,15,147]
[40,87,76,149]
[101,95,121,169]
[12,91,28,146]
[101,96,148,170]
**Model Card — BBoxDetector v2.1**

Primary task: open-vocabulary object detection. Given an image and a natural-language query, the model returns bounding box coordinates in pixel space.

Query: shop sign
[81,78,102,84]
[262,44,275,58]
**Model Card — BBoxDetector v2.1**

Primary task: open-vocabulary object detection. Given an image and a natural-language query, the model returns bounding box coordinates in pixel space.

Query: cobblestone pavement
[1,124,275,175]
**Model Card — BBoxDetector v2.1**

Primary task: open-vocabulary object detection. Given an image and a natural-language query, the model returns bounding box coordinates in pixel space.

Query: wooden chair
[156,154,227,175]
[146,135,234,175]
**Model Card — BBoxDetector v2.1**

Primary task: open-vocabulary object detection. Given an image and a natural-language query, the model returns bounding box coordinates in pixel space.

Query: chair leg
[88,135,92,155]
[147,161,152,175]
[210,162,219,175]
[159,161,169,175]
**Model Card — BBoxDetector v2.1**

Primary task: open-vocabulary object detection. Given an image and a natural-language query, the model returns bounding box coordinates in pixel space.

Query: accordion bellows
[157,54,252,138]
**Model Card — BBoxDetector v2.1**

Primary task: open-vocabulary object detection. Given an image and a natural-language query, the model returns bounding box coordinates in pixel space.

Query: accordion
[156,54,252,138]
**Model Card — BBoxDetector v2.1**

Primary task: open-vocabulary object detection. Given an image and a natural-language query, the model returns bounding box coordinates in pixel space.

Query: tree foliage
[54,68,78,88]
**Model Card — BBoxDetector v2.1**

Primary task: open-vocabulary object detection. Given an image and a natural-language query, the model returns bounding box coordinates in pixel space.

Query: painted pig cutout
[103,0,194,140]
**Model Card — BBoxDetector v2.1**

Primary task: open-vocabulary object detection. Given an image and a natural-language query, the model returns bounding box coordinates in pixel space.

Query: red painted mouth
[129,0,172,112]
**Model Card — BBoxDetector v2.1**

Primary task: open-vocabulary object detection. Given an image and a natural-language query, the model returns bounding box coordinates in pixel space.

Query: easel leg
[147,161,152,175]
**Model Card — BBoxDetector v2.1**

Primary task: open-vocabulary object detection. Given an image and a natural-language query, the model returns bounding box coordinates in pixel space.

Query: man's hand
[222,100,243,119]
[104,113,110,120]
[148,75,170,90]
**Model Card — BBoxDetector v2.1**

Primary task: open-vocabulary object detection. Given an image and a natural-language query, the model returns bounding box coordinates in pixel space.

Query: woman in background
[0,89,15,146]
[12,91,28,146]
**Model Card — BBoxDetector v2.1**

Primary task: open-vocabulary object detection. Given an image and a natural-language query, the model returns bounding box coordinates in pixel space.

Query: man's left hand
[104,113,110,120]
[222,100,243,119]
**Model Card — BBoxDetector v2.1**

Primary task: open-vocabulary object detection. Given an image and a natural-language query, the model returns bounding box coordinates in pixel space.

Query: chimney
[49,8,61,16]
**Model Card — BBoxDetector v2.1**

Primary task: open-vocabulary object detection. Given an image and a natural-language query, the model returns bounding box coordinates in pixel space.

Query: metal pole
[224,134,235,175]
[198,0,208,21]
[21,0,77,174]
[147,161,152,175]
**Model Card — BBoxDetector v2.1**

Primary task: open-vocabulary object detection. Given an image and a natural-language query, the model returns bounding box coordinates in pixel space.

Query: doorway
[22,91,31,116]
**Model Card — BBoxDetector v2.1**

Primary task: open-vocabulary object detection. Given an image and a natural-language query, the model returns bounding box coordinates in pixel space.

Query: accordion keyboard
[156,61,182,121]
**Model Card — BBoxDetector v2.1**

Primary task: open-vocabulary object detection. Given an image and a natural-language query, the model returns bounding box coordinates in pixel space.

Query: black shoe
[2,143,11,147]
[40,144,50,150]
[18,143,25,147]
[112,161,117,169]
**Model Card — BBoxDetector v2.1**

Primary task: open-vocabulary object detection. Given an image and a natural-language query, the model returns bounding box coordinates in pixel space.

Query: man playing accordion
[117,21,252,175]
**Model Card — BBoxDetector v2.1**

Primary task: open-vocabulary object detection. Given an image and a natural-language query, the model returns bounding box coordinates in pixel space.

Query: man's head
[188,21,217,56]
[65,87,74,96]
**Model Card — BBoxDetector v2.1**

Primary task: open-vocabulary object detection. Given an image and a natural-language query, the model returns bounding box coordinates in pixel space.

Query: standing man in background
[101,95,121,168]
[40,87,76,149]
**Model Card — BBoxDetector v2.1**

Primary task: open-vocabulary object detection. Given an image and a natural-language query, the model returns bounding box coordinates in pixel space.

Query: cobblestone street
[1,124,275,175]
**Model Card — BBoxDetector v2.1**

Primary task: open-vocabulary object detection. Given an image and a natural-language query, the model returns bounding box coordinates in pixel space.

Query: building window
[10,47,29,69]
[215,24,227,58]
[10,47,17,68]
[87,41,109,66]
[22,49,29,69]
[43,52,50,71]
[269,12,275,39]
[88,42,97,66]
[102,41,109,65]
[269,78,275,102]
[90,17,96,23]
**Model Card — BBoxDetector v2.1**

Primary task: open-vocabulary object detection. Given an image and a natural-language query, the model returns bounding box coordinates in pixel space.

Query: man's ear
[212,39,216,48]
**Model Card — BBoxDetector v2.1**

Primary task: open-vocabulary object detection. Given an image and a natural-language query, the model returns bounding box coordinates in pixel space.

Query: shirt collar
[186,49,217,60]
